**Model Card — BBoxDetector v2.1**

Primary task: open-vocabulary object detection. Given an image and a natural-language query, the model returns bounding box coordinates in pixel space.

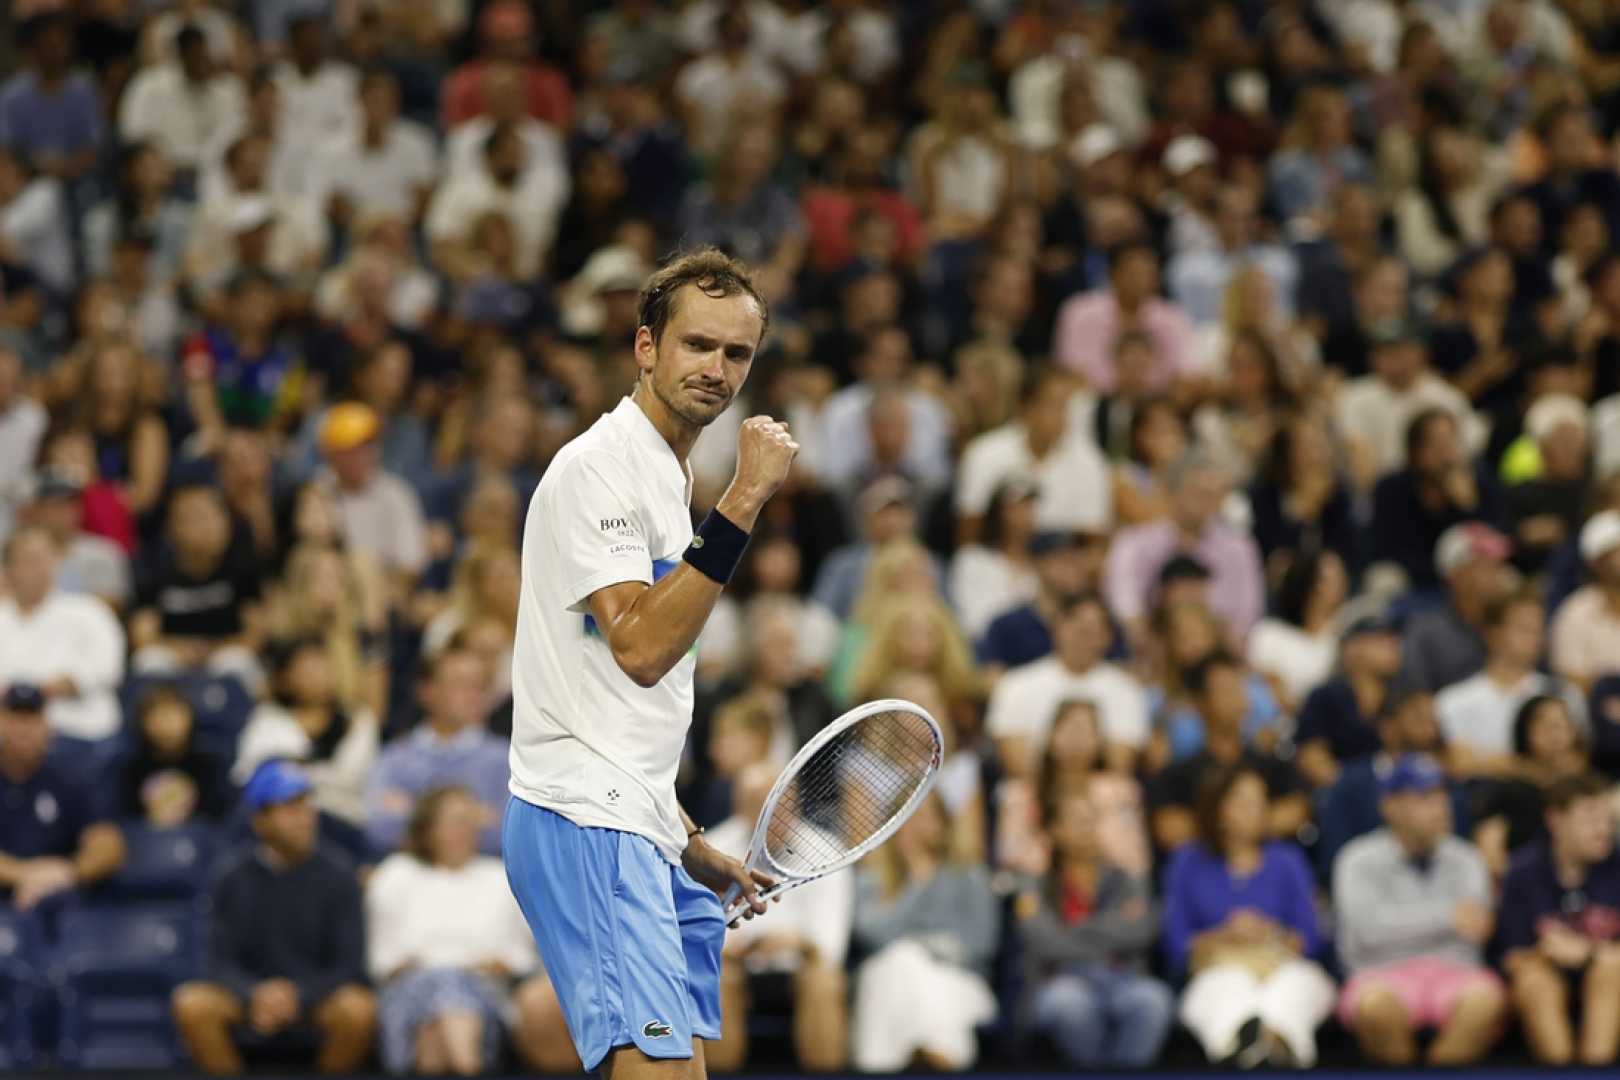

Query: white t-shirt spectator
[0,590,126,740]
[1435,670,1582,755]
[985,654,1150,751]
[1335,373,1483,477]
[1,176,74,293]
[674,53,787,155]
[425,169,567,279]
[272,60,360,158]
[1246,618,1337,708]
[117,64,247,170]
[313,120,439,221]
[1549,586,1620,687]
[948,545,1038,643]
[233,704,380,826]
[365,852,538,981]
[816,384,954,495]
[326,470,429,582]
[445,116,569,197]
[955,421,1113,534]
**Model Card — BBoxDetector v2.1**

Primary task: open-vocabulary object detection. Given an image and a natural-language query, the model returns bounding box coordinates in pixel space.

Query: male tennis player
[503,248,795,1079]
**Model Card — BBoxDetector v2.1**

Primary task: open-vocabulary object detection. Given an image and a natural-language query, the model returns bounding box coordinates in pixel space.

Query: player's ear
[633,325,657,375]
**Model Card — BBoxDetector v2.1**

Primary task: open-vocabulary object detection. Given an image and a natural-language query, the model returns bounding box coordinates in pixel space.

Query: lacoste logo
[689,535,705,549]
[642,1020,673,1039]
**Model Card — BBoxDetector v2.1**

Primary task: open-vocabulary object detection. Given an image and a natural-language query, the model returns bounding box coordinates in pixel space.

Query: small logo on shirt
[642,1020,673,1039]
[606,788,621,805]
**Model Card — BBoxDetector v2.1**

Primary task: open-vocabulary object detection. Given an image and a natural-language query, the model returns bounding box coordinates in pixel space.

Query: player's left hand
[682,834,775,924]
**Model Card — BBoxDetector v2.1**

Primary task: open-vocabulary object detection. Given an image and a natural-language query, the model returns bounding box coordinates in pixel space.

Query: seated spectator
[0,146,74,295]
[1497,772,1620,1066]
[0,683,126,911]
[1104,449,1264,645]
[364,647,508,856]
[1247,413,1358,586]
[269,541,388,717]
[701,532,842,684]
[1402,522,1511,692]
[1111,394,1186,528]
[317,402,429,603]
[1268,84,1372,230]
[0,344,46,543]
[235,638,379,830]
[1550,510,1620,694]
[130,483,265,695]
[987,592,1148,778]
[366,786,564,1075]
[85,139,196,283]
[1333,755,1506,1065]
[179,269,309,439]
[1371,409,1507,592]
[66,338,170,520]
[845,593,981,710]
[1148,653,1308,852]
[675,120,805,301]
[1164,765,1336,1066]
[421,540,519,683]
[440,0,571,131]
[24,464,130,608]
[686,691,779,827]
[977,527,1107,675]
[0,13,104,183]
[707,763,851,1072]
[313,67,438,229]
[849,792,999,1072]
[1506,393,1592,575]
[812,481,943,622]
[425,120,563,282]
[1337,327,1480,495]
[0,523,126,739]
[1295,614,1404,788]
[118,684,233,826]
[1150,600,1284,765]
[1013,785,1173,1068]
[823,536,945,684]
[1471,695,1593,878]
[1438,590,1583,778]
[171,760,376,1074]
[118,23,246,175]
[1051,241,1196,396]
[955,366,1113,543]
[1247,549,1349,715]
[423,394,538,539]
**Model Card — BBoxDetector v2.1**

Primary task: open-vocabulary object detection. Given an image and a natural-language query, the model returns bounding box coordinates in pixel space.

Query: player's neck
[632,382,700,463]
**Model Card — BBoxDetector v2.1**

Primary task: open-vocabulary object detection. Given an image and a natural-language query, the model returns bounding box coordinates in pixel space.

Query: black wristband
[683,509,751,585]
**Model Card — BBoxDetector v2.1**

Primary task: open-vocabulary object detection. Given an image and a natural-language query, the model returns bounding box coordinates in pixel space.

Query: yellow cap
[319,402,380,453]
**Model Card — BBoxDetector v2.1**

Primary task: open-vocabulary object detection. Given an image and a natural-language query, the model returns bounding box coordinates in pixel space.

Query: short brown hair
[1544,771,1612,812]
[405,784,474,863]
[637,247,769,345]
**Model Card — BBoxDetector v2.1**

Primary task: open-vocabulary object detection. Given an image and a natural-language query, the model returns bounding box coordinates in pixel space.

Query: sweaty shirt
[509,396,698,862]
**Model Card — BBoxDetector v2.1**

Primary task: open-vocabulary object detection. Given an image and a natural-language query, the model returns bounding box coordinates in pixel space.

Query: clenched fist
[718,417,799,530]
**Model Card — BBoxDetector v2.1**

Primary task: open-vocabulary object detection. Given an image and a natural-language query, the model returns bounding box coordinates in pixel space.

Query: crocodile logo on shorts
[642,1020,673,1039]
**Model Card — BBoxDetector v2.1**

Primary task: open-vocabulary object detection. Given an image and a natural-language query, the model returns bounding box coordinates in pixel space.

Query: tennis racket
[720,697,944,925]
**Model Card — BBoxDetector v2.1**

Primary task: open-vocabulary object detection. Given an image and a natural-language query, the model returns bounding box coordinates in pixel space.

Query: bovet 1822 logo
[600,517,630,532]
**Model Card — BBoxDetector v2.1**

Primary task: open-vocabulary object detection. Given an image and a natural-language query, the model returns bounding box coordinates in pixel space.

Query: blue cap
[2,683,45,713]
[242,759,313,811]
[1379,753,1446,796]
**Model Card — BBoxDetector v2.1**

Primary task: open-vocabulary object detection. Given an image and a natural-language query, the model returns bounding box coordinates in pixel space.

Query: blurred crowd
[7,0,1620,1074]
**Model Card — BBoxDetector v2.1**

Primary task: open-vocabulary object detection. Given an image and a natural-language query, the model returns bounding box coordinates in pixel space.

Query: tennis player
[503,248,796,1079]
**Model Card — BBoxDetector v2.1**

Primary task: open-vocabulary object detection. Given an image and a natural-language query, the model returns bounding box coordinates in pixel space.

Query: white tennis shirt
[510,396,698,862]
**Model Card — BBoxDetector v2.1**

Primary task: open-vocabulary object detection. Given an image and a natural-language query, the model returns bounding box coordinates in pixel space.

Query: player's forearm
[602,565,727,687]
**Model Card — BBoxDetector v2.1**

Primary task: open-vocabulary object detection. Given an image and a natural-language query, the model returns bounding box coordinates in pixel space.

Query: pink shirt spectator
[1103,519,1265,637]
[1051,291,1197,394]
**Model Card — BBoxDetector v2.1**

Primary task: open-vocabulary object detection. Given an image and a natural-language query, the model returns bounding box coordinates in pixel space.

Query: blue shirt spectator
[0,16,103,176]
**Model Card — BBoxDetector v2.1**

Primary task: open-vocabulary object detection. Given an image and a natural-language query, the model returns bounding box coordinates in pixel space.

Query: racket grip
[720,881,742,925]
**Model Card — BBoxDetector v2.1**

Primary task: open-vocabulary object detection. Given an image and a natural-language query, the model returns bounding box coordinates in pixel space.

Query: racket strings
[764,709,938,875]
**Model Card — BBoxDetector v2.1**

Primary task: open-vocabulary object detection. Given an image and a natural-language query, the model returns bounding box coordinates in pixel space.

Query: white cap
[1580,510,1620,565]
[1071,123,1123,168]
[1162,134,1216,177]
[1524,393,1589,443]
[559,245,652,336]
[1433,521,1511,578]
[226,195,275,235]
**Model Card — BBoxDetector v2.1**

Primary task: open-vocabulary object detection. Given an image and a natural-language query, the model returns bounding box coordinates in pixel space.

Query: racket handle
[720,882,742,925]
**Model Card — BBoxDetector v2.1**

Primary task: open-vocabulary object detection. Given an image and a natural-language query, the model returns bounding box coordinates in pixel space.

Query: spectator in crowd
[1497,772,1620,1066]
[0,345,46,543]
[1506,393,1591,574]
[1111,393,1187,527]
[978,527,1106,674]
[61,341,168,527]
[1164,764,1335,1066]
[1337,327,1479,493]
[270,16,358,163]
[1247,413,1358,585]
[130,483,265,693]
[1052,241,1196,395]
[811,480,941,621]
[0,146,75,295]
[1014,785,1173,1068]
[269,541,388,716]
[318,402,429,602]
[426,121,563,282]
[0,523,126,740]
[118,23,247,175]
[1470,694,1594,878]
[0,683,126,911]
[1402,522,1512,692]
[1437,589,1581,778]
[1294,614,1405,788]
[25,465,132,606]
[0,13,104,183]
[1105,449,1265,644]
[1151,594,1286,765]
[987,591,1147,778]
[815,324,951,501]
[849,791,999,1072]
[1268,84,1372,231]
[118,684,233,825]
[1550,510,1620,692]
[440,0,572,132]
[364,647,508,856]
[365,785,561,1075]
[708,762,850,1072]
[1332,754,1506,1066]
[172,760,376,1075]
[1246,549,1351,716]
[947,474,1039,643]
[314,67,439,229]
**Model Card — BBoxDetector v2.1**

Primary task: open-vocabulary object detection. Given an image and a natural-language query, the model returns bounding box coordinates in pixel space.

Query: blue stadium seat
[120,674,255,759]
[99,822,219,901]
[0,909,44,1069]
[51,901,202,1069]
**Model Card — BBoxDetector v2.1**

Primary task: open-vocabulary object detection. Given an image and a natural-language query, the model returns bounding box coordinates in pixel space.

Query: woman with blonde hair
[270,541,388,717]
[422,540,520,663]
[847,593,982,709]
[827,538,944,699]
[850,791,1000,1070]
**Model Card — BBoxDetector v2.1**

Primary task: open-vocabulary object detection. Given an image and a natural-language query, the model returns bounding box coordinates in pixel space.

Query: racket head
[741,697,944,885]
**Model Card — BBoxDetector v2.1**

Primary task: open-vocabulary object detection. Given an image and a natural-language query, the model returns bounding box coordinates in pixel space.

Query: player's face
[637,286,763,428]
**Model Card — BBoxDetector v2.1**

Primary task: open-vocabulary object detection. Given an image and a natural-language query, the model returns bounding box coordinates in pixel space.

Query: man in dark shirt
[1401,521,1510,692]
[978,529,1109,672]
[1295,614,1403,787]
[1496,772,1620,1066]
[1521,105,1620,258]
[171,760,375,1074]
[0,683,125,911]
[1146,653,1307,851]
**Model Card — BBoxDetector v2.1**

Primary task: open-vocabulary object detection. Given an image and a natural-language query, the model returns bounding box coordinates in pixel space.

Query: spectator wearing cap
[1505,393,1592,574]
[25,464,130,607]
[312,68,438,229]
[0,682,126,912]
[956,366,1112,544]
[948,475,1040,642]
[1400,522,1509,693]
[986,592,1148,778]
[117,23,247,174]
[0,524,125,740]
[1370,410,1507,591]
[364,646,509,857]
[1166,183,1298,330]
[172,759,376,1075]
[0,14,104,184]
[0,345,45,544]
[1550,511,1620,694]
[978,527,1111,674]
[1496,772,1620,1066]
[1161,134,1222,255]
[1294,613,1405,789]
[1052,241,1196,396]
[1437,589,1584,777]
[129,483,265,695]
[810,475,943,621]
[1331,754,1506,1066]
[1104,449,1264,644]
[318,401,428,602]
[1337,326,1482,492]
[439,0,574,132]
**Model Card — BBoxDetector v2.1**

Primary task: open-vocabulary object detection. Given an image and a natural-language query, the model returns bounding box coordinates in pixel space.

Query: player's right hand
[732,415,799,503]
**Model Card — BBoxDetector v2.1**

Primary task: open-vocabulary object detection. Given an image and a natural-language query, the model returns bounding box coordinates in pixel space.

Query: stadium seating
[98,822,219,902]
[0,909,44,1069]
[119,674,255,759]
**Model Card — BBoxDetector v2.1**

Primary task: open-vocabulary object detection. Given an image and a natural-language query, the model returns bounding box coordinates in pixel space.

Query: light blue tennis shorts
[501,796,724,1071]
